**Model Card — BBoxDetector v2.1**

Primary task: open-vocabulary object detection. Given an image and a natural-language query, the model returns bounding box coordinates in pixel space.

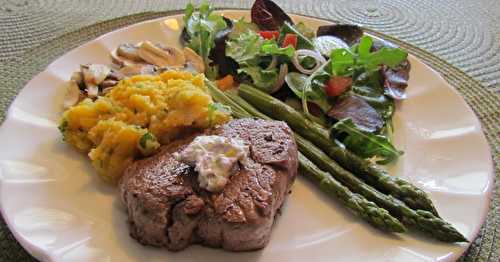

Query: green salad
[181,1,410,165]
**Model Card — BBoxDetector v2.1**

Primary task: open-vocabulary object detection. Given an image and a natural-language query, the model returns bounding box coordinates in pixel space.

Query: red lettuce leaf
[316,24,364,46]
[328,95,383,132]
[371,37,398,51]
[381,59,411,100]
[251,0,293,30]
[368,36,411,100]
[209,17,240,77]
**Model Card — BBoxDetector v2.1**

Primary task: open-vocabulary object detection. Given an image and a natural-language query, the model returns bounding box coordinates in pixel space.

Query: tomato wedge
[325,76,353,97]
[259,31,280,40]
[282,34,297,48]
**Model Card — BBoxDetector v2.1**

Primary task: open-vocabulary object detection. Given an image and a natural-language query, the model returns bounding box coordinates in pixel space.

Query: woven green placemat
[0,10,498,262]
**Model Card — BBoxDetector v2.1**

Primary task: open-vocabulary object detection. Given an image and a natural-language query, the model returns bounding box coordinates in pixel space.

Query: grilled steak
[119,118,298,251]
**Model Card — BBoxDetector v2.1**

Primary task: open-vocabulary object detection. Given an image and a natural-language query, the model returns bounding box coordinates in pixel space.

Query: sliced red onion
[292,49,327,75]
[270,63,288,94]
[266,55,278,70]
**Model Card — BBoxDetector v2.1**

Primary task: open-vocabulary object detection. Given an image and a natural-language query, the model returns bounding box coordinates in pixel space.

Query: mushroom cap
[63,81,82,109]
[111,43,145,67]
[82,64,111,86]
[119,64,157,77]
[137,41,186,67]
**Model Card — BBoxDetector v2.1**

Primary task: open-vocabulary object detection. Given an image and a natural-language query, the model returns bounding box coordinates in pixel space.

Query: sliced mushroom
[82,64,111,86]
[157,65,187,72]
[100,79,119,89]
[70,71,83,85]
[111,43,145,67]
[183,47,205,73]
[111,49,131,67]
[107,70,124,81]
[70,71,85,90]
[119,64,157,77]
[63,80,82,109]
[102,87,114,95]
[137,41,185,67]
[86,84,99,98]
[117,43,142,61]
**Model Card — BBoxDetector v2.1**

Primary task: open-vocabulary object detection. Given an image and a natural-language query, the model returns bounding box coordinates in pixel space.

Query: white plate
[0,11,493,262]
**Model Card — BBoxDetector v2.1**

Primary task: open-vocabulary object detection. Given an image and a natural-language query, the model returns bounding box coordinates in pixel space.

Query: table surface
[0,0,498,261]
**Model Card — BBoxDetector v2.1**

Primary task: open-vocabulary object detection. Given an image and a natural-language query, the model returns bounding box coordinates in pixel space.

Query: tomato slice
[282,34,297,48]
[325,76,353,97]
[259,31,280,40]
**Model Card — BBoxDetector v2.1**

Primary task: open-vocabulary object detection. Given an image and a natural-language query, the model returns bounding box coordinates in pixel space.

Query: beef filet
[119,118,298,251]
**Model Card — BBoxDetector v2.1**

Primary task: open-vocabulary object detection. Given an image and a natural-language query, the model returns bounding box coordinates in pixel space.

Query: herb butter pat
[175,135,249,192]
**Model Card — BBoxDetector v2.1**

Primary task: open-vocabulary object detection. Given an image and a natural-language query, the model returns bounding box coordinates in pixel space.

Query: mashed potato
[59,71,231,183]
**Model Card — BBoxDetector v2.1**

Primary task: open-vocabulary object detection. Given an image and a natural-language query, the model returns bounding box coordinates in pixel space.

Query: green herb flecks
[58,119,68,134]
[138,132,160,156]
[207,102,231,126]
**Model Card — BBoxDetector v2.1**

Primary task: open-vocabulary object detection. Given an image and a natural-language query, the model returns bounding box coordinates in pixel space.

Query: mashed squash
[87,120,159,182]
[59,71,231,183]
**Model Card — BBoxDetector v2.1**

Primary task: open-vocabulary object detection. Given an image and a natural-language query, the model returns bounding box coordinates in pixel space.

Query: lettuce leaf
[330,35,407,76]
[238,66,278,92]
[251,0,293,31]
[327,95,383,133]
[183,2,228,79]
[226,30,295,66]
[279,22,315,49]
[332,118,403,164]
[285,61,333,126]
[294,21,316,39]
[228,18,259,39]
[285,72,330,112]
[226,30,263,66]
[357,36,408,71]
[330,48,355,76]
[226,30,295,92]
[352,71,395,120]
[260,40,295,57]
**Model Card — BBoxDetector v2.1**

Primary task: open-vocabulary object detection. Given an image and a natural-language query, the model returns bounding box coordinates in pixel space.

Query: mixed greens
[226,29,295,91]
[181,0,467,242]
[182,0,409,165]
[182,2,229,79]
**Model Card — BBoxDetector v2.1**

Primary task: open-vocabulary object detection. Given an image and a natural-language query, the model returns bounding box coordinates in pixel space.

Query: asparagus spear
[237,84,467,242]
[207,82,405,232]
[226,91,270,119]
[238,84,439,216]
[298,153,406,232]
[296,128,467,242]
[208,84,248,118]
